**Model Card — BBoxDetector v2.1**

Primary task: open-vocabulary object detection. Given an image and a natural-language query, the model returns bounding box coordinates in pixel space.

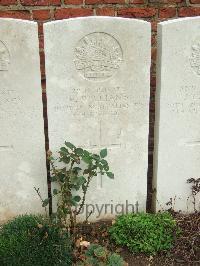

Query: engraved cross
[184,140,200,147]
[0,145,14,152]
[82,119,121,188]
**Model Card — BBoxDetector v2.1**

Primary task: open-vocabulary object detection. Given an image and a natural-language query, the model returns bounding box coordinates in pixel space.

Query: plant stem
[76,175,92,215]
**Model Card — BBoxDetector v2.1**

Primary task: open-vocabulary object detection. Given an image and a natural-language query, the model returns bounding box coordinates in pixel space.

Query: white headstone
[0,19,47,222]
[44,17,151,221]
[154,17,200,212]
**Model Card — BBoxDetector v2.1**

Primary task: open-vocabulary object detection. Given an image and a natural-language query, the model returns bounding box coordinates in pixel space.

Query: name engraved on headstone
[53,86,146,117]
[0,89,21,104]
[167,85,200,114]
[0,40,10,71]
[74,32,123,81]
[0,89,22,119]
[190,37,200,76]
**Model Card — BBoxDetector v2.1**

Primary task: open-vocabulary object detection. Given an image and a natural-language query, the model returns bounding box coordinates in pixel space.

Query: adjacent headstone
[44,17,151,221]
[154,17,200,212]
[0,19,48,222]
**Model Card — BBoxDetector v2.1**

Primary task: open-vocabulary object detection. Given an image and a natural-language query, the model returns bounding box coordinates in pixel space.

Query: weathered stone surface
[0,19,47,222]
[44,17,151,220]
[154,17,200,212]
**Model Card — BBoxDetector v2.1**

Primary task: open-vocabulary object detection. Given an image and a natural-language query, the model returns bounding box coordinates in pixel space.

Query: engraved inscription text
[190,38,200,76]
[0,41,10,71]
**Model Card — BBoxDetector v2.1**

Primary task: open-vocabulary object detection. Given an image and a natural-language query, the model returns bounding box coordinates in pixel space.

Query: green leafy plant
[0,215,72,266]
[107,253,125,266]
[76,244,126,266]
[109,212,179,254]
[45,141,114,232]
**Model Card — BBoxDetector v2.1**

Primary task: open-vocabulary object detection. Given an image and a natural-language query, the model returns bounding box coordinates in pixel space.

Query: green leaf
[83,150,90,157]
[42,198,50,207]
[91,164,97,171]
[60,147,69,153]
[101,159,108,165]
[60,156,70,164]
[65,141,76,150]
[77,176,86,186]
[71,195,81,206]
[53,188,59,195]
[106,172,114,179]
[75,148,83,156]
[56,172,65,182]
[103,164,109,171]
[101,159,109,171]
[92,154,100,160]
[71,176,86,190]
[50,175,57,182]
[72,195,81,202]
[63,207,71,214]
[100,148,107,158]
[48,156,55,161]
[73,167,82,173]
[82,156,91,164]
[99,164,103,171]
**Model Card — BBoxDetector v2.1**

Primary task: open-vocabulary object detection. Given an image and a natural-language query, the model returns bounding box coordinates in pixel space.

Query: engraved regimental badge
[0,41,10,71]
[74,32,123,81]
[190,39,200,76]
